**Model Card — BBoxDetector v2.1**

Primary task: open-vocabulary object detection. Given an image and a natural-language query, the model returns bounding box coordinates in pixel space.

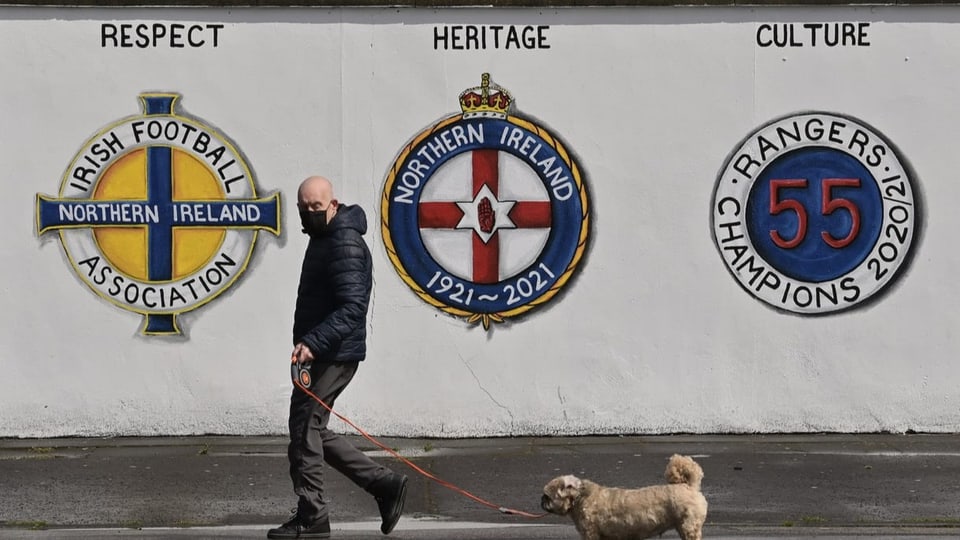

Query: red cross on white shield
[417,149,552,284]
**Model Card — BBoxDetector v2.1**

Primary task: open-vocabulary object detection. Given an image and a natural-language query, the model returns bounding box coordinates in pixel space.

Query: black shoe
[371,473,408,535]
[267,512,331,539]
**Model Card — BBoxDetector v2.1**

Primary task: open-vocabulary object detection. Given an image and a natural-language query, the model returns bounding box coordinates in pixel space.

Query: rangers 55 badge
[712,112,917,314]
[382,74,589,329]
[36,93,280,335]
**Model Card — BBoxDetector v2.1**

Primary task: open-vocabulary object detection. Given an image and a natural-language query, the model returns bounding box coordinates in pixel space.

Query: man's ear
[326,199,339,222]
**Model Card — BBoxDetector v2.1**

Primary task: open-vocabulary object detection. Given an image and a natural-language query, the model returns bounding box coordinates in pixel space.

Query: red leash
[290,355,546,519]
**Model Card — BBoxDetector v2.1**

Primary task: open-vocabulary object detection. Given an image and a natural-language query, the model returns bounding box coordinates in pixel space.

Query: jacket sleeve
[300,232,371,358]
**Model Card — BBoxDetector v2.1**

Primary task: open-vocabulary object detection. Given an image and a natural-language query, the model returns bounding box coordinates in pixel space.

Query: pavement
[1,433,959,539]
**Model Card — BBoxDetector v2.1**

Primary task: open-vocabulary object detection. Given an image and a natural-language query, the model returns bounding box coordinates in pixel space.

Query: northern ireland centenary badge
[382,74,590,329]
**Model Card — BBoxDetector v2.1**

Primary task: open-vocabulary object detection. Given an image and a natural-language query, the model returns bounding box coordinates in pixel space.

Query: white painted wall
[2,5,958,437]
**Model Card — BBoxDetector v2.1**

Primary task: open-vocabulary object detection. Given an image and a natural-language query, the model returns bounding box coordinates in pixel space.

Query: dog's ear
[560,475,582,495]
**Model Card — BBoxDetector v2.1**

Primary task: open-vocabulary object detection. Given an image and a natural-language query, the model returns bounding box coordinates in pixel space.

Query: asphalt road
[2,523,959,539]
[2,434,959,538]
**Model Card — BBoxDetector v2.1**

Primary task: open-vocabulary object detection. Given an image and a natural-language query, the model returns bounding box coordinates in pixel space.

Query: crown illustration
[459,73,513,119]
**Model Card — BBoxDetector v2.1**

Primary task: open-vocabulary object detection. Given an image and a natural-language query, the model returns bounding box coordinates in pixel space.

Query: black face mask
[299,209,328,237]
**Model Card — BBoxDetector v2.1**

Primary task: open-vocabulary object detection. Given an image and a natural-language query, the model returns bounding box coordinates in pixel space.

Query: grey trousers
[287,361,389,525]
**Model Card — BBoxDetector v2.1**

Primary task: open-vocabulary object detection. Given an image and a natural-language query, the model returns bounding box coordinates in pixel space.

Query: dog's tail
[664,454,704,491]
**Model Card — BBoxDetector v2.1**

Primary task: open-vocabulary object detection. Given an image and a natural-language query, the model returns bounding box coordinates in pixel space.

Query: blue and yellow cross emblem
[36,93,280,335]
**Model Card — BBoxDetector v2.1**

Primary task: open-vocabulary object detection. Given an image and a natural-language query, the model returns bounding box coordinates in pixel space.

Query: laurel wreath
[381,113,590,330]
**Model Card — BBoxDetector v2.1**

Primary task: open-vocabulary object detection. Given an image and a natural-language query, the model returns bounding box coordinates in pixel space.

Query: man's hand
[292,342,315,364]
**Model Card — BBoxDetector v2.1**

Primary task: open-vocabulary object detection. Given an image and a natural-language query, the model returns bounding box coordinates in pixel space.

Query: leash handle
[288,354,546,519]
[290,355,312,388]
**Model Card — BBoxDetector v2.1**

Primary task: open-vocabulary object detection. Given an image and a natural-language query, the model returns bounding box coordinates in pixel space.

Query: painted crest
[36,93,280,335]
[382,74,589,329]
[712,112,917,313]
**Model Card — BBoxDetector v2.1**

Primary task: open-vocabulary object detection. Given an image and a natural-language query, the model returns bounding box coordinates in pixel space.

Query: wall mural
[35,93,280,335]
[711,112,918,314]
[381,74,590,330]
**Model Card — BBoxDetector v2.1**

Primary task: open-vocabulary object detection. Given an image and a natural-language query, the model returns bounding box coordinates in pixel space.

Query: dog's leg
[577,524,601,540]
[677,522,703,540]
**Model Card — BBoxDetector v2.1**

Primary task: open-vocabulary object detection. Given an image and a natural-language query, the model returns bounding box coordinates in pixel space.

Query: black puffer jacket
[293,204,372,362]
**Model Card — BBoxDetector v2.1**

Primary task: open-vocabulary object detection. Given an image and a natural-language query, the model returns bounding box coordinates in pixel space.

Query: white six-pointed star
[455,183,517,243]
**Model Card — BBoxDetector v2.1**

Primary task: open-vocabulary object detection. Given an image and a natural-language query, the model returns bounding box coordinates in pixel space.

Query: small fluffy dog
[541,454,707,540]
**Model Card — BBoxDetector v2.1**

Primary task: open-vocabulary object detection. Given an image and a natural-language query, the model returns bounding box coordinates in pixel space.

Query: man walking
[269,176,407,539]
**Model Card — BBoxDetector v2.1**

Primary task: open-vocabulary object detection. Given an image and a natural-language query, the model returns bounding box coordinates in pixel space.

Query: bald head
[298,176,333,206]
[297,175,338,222]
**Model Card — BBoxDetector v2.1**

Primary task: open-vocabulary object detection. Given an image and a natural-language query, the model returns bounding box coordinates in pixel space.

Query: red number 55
[769,178,862,250]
